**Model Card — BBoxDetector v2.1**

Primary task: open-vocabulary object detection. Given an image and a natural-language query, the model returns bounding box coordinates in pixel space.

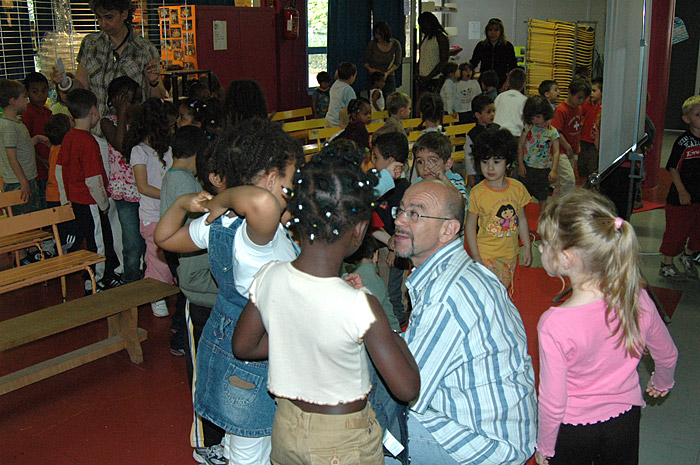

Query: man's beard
[393,228,413,259]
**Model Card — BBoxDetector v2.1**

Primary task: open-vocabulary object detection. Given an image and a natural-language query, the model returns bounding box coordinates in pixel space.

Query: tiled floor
[1,131,699,464]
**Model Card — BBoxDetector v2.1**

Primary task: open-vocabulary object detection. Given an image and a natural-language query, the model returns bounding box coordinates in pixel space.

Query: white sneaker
[151,299,169,317]
[193,444,226,465]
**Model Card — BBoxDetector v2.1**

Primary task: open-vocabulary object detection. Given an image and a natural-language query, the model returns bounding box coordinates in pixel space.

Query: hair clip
[285,221,292,228]
[370,168,378,173]
[332,229,339,235]
[297,179,303,184]
[298,204,303,210]
[370,202,375,207]
[310,233,315,241]
[313,223,317,228]
[357,181,364,187]
[325,211,331,218]
[294,217,300,223]
[615,217,623,230]
[352,208,356,212]
[281,187,290,195]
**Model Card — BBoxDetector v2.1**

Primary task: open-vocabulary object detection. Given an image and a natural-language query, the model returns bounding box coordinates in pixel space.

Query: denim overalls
[193,216,276,436]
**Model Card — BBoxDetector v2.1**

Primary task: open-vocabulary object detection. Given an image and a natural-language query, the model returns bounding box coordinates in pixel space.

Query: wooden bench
[0,204,104,301]
[444,122,475,147]
[0,190,53,266]
[282,117,326,140]
[270,107,313,122]
[304,126,343,156]
[0,278,180,395]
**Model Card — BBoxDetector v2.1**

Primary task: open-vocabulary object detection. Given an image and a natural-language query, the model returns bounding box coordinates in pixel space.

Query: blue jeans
[385,415,460,465]
[114,199,145,283]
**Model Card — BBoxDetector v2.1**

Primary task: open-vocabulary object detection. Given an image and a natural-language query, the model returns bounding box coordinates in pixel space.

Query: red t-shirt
[579,100,601,144]
[57,128,108,205]
[21,102,53,180]
[552,101,584,154]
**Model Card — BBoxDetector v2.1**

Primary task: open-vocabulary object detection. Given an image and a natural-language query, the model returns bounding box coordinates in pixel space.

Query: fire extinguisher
[284,0,299,40]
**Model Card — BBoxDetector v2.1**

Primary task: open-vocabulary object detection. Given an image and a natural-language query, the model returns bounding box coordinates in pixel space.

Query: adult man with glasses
[387,179,536,465]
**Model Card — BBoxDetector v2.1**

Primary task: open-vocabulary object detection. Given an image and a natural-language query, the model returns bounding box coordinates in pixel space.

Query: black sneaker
[102,276,124,289]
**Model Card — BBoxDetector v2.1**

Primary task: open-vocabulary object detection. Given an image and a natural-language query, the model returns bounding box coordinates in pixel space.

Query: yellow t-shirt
[468,178,531,259]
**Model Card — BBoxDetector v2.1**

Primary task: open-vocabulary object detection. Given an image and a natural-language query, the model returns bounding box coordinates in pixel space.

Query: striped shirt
[403,239,537,464]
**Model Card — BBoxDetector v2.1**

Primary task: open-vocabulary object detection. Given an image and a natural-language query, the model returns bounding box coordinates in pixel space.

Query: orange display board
[159,5,198,70]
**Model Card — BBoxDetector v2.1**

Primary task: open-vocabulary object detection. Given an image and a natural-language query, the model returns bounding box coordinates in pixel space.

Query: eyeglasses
[391,206,452,223]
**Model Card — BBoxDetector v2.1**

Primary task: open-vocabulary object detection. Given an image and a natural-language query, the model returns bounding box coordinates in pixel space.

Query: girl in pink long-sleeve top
[534,188,678,465]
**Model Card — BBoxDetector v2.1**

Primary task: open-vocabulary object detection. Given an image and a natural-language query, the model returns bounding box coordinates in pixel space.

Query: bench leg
[107,307,144,364]
[85,267,97,297]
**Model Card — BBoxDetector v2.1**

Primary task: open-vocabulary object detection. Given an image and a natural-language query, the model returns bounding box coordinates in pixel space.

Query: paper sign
[213,21,227,51]
[469,21,481,40]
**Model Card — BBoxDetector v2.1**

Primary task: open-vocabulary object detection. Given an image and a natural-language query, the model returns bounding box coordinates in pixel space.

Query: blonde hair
[538,188,643,357]
[681,95,700,115]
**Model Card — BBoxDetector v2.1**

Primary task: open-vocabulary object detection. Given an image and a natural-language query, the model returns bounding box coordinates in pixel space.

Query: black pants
[165,250,187,351]
[72,202,118,282]
[186,301,225,447]
[551,406,640,465]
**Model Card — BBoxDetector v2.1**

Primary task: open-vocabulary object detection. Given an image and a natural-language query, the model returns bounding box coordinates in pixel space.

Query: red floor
[0,275,195,465]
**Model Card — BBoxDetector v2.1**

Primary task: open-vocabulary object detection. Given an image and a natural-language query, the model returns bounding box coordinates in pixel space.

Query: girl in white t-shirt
[232,143,420,465]
[123,98,175,316]
[154,118,302,465]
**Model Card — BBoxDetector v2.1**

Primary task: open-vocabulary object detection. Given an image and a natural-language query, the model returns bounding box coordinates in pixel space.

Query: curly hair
[122,98,174,166]
[538,188,643,357]
[180,97,224,139]
[523,95,554,124]
[203,117,301,191]
[224,80,268,126]
[419,92,443,125]
[107,75,141,110]
[287,140,378,244]
[472,127,518,165]
[347,97,371,120]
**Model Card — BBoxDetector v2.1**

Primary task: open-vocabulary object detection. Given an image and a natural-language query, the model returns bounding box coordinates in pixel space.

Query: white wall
[445,0,607,65]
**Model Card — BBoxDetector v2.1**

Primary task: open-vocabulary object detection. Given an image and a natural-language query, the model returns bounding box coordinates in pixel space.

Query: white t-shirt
[188,214,297,297]
[455,79,482,113]
[440,78,458,114]
[129,142,172,222]
[494,89,528,137]
[249,260,376,405]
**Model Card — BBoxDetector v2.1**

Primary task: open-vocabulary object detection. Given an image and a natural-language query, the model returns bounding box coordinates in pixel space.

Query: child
[658,95,700,281]
[578,77,602,181]
[370,131,411,327]
[466,94,500,185]
[155,117,302,465]
[552,76,591,193]
[534,189,678,465]
[232,144,420,465]
[0,79,46,214]
[311,71,331,119]
[412,131,468,210]
[418,92,444,133]
[479,69,498,100]
[101,76,144,286]
[455,61,481,123]
[22,72,52,208]
[439,62,459,119]
[336,98,372,151]
[369,71,386,112]
[538,79,560,110]
[494,68,527,140]
[466,128,531,291]
[518,95,560,212]
[123,98,176,316]
[374,91,411,138]
[176,97,224,139]
[326,62,357,127]
[56,89,119,291]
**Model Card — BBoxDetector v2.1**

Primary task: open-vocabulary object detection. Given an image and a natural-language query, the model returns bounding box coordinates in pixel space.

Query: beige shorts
[271,398,384,465]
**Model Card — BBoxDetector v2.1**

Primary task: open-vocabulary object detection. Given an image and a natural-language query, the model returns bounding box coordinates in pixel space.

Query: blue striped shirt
[403,239,537,464]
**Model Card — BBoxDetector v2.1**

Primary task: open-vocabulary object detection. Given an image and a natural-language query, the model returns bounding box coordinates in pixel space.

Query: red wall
[274,0,311,112]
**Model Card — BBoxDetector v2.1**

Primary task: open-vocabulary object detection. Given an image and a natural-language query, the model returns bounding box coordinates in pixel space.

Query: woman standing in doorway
[470,18,517,90]
[364,21,404,96]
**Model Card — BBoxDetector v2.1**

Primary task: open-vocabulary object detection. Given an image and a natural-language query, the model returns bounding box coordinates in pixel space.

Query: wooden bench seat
[0,190,53,266]
[0,278,180,395]
[0,205,105,300]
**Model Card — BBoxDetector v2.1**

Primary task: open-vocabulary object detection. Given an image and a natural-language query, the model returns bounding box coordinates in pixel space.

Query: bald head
[413,179,465,230]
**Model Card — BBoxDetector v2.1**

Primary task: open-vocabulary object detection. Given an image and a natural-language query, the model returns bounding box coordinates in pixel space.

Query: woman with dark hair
[416,12,450,95]
[364,21,404,96]
[50,0,165,121]
[224,80,268,127]
[470,18,517,89]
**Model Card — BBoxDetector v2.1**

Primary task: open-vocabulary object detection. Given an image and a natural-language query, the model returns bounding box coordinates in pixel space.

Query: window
[307,0,327,89]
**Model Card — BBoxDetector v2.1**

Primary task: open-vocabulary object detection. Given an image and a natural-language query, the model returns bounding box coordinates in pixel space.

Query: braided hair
[287,140,378,244]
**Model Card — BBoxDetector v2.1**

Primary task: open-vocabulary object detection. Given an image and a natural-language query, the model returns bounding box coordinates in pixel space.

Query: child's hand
[113,92,131,115]
[19,179,31,202]
[645,379,671,398]
[343,273,364,289]
[425,159,448,181]
[518,164,527,178]
[535,450,550,465]
[565,147,574,159]
[548,169,557,183]
[522,246,532,267]
[386,250,396,268]
[679,189,691,206]
[32,135,49,147]
[386,161,404,179]
[178,191,212,214]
